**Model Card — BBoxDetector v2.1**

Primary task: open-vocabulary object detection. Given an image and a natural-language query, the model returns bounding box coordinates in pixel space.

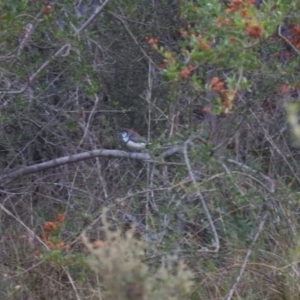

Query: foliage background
[1,0,300,299]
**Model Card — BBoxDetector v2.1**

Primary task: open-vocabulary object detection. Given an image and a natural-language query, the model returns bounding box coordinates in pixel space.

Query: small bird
[120,129,148,150]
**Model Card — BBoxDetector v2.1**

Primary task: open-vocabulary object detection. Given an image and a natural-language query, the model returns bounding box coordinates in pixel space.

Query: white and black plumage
[120,129,147,150]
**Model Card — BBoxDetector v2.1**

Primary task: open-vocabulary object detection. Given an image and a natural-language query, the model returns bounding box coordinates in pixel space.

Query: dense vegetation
[1,0,300,299]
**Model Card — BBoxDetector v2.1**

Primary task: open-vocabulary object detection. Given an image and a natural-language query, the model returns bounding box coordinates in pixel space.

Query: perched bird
[120,129,148,150]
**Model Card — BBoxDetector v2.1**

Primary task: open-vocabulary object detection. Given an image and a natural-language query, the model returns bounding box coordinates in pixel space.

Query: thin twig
[213,115,246,153]
[224,213,268,300]
[278,23,300,56]
[81,75,109,198]
[62,267,81,300]
[0,201,49,250]
[78,82,100,147]
[145,61,159,212]
[251,109,300,186]
[0,57,30,95]
[183,137,219,252]
[29,43,71,83]
[17,23,34,56]
[75,0,110,35]
[108,11,157,67]
[226,159,275,193]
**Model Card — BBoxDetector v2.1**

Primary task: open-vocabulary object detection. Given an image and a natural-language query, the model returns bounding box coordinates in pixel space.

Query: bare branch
[157,146,183,159]
[0,146,183,188]
[75,0,110,35]
[17,23,34,56]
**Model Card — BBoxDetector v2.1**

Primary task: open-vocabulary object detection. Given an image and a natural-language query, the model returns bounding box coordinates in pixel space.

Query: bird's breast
[126,140,146,150]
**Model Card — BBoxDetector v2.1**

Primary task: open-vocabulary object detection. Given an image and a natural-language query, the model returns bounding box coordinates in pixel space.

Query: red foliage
[210,77,225,93]
[287,23,300,49]
[225,0,256,14]
[245,24,263,38]
[145,37,159,46]
[278,84,290,95]
[180,65,194,79]
[42,5,51,15]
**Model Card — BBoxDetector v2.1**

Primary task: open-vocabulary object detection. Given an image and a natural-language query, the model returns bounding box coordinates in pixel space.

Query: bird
[120,129,148,150]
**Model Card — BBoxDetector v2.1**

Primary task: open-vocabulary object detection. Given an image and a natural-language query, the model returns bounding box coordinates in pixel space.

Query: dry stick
[222,163,247,196]
[183,138,219,252]
[29,43,71,83]
[0,200,49,250]
[17,23,34,56]
[4,113,63,171]
[251,109,300,186]
[28,0,107,83]
[75,0,110,35]
[145,62,159,212]
[226,159,275,193]
[17,9,44,56]
[0,13,43,95]
[0,57,30,94]
[224,213,268,300]
[158,145,183,159]
[109,11,157,67]
[278,23,300,56]
[3,0,107,93]
[78,92,99,147]
[78,76,109,198]
[62,266,81,300]
[213,117,246,153]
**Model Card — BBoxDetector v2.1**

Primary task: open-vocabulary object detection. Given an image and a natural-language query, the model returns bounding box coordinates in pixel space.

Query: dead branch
[75,0,110,35]
[29,43,71,83]
[0,146,183,188]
